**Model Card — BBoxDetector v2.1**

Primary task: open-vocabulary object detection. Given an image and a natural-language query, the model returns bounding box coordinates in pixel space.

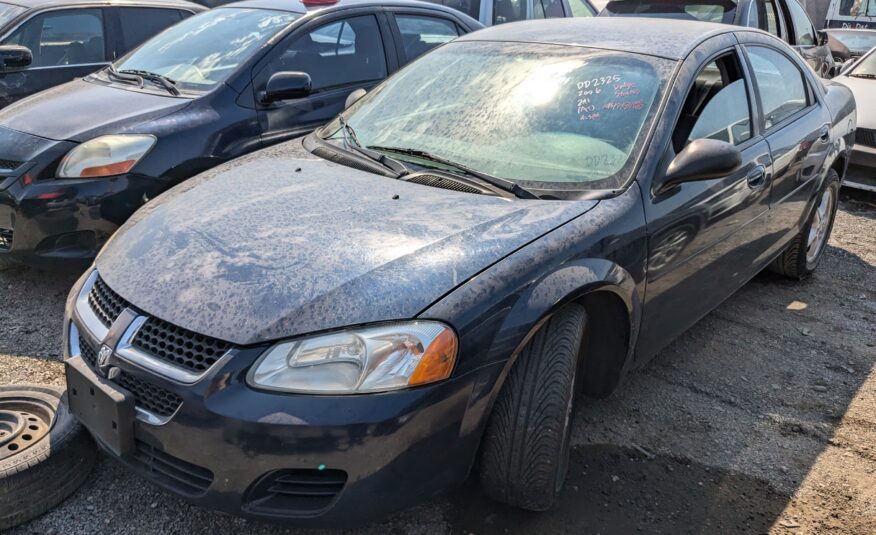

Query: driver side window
[269,16,388,92]
[3,9,105,68]
[672,53,753,153]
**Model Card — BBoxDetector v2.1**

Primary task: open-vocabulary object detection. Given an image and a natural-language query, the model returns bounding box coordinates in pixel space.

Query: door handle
[819,124,830,142]
[747,165,766,189]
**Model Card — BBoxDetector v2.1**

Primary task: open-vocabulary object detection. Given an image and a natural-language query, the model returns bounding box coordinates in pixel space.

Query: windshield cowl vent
[403,172,491,195]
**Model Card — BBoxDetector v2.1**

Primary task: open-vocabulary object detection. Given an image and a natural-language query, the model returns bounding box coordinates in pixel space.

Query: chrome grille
[115,372,182,418]
[88,276,130,327]
[132,318,231,373]
[78,337,182,419]
[79,338,98,368]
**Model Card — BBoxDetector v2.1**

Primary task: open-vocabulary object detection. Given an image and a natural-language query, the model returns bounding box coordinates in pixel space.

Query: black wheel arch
[485,258,642,415]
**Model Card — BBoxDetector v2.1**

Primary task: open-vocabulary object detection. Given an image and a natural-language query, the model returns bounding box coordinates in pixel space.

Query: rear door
[637,39,774,355]
[0,7,109,104]
[740,37,833,251]
[254,10,397,146]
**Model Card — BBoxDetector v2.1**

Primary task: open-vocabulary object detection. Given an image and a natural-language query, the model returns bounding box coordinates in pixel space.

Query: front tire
[770,169,840,279]
[479,303,587,511]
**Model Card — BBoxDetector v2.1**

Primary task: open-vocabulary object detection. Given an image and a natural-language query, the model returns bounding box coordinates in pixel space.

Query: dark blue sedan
[0,0,481,268]
[64,17,854,526]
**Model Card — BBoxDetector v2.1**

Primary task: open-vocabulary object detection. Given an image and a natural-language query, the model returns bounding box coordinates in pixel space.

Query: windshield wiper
[106,66,143,87]
[367,146,539,199]
[849,72,876,79]
[329,117,409,177]
[119,69,180,96]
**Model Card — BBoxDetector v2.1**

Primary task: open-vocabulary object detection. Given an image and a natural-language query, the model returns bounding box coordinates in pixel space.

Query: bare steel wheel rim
[806,188,833,264]
[0,398,53,460]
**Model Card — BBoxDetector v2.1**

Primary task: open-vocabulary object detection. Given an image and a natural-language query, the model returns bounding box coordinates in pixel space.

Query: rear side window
[423,0,481,21]
[3,9,106,67]
[747,46,809,128]
[271,15,388,91]
[570,0,596,16]
[784,0,815,45]
[533,0,567,17]
[395,15,458,62]
[757,0,781,37]
[494,0,526,24]
[118,8,183,52]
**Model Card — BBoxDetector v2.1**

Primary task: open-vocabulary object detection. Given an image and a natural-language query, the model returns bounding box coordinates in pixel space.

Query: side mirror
[817,29,829,47]
[0,45,32,71]
[658,139,742,193]
[345,88,367,109]
[260,71,312,104]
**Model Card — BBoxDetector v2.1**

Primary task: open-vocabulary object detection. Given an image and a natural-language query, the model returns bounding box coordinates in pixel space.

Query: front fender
[419,183,648,444]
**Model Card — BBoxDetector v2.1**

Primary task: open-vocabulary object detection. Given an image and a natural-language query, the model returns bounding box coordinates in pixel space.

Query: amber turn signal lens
[79,159,138,178]
[409,328,458,386]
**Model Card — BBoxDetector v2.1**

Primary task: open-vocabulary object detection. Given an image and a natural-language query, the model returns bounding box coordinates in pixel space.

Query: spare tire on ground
[0,384,97,530]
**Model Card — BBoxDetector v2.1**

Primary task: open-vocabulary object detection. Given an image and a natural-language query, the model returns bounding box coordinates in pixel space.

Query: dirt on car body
[1,191,874,535]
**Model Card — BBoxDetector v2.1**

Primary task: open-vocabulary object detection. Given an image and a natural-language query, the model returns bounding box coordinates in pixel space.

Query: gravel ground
[2,189,874,535]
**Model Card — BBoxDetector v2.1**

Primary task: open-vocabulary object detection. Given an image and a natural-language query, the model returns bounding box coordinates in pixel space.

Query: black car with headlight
[0,0,480,269]
[64,18,854,526]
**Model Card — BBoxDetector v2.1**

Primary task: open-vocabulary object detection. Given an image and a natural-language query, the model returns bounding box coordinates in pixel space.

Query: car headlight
[57,134,156,178]
[247,322,458,394]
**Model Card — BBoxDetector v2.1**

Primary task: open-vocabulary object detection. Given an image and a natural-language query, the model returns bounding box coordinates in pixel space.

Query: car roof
[4,0,204,10]
[457,17,739,60]
[224,0,468,17]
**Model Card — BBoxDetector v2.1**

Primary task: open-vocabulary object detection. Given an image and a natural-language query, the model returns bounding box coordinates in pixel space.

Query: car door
[0,7,109,105]
[636,41,774,356]
[253,11,396,146]
[749,0,786,40]
[386,10,462,64]
[740,38,834,251]
[781,0,831,76]
[112,7,188,59]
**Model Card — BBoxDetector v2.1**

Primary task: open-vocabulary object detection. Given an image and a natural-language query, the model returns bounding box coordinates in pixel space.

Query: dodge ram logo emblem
[97,345,112,369]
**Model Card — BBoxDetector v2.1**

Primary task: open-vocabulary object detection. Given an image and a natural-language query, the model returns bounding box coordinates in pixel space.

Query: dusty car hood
[0,78,191,142]
[833,75,876,127]
[97,143,597,345]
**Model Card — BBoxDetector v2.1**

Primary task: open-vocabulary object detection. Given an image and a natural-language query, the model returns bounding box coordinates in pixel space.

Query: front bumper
[64,273,499,526]
[844,143,876,192]
[0,174,164,270]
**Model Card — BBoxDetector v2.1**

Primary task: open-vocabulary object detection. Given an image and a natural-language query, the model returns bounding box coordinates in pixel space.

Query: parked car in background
[834,47,876,191]
[0,0,204,108]
[826,28,876,64]
[599,0,835,77]
[0,0,481,269]
[423,0,594,26]
[63,18,854,526]
[825,0,876,29]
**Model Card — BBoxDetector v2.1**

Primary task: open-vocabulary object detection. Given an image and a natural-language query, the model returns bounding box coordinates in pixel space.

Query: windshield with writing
[322,41,671,191]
